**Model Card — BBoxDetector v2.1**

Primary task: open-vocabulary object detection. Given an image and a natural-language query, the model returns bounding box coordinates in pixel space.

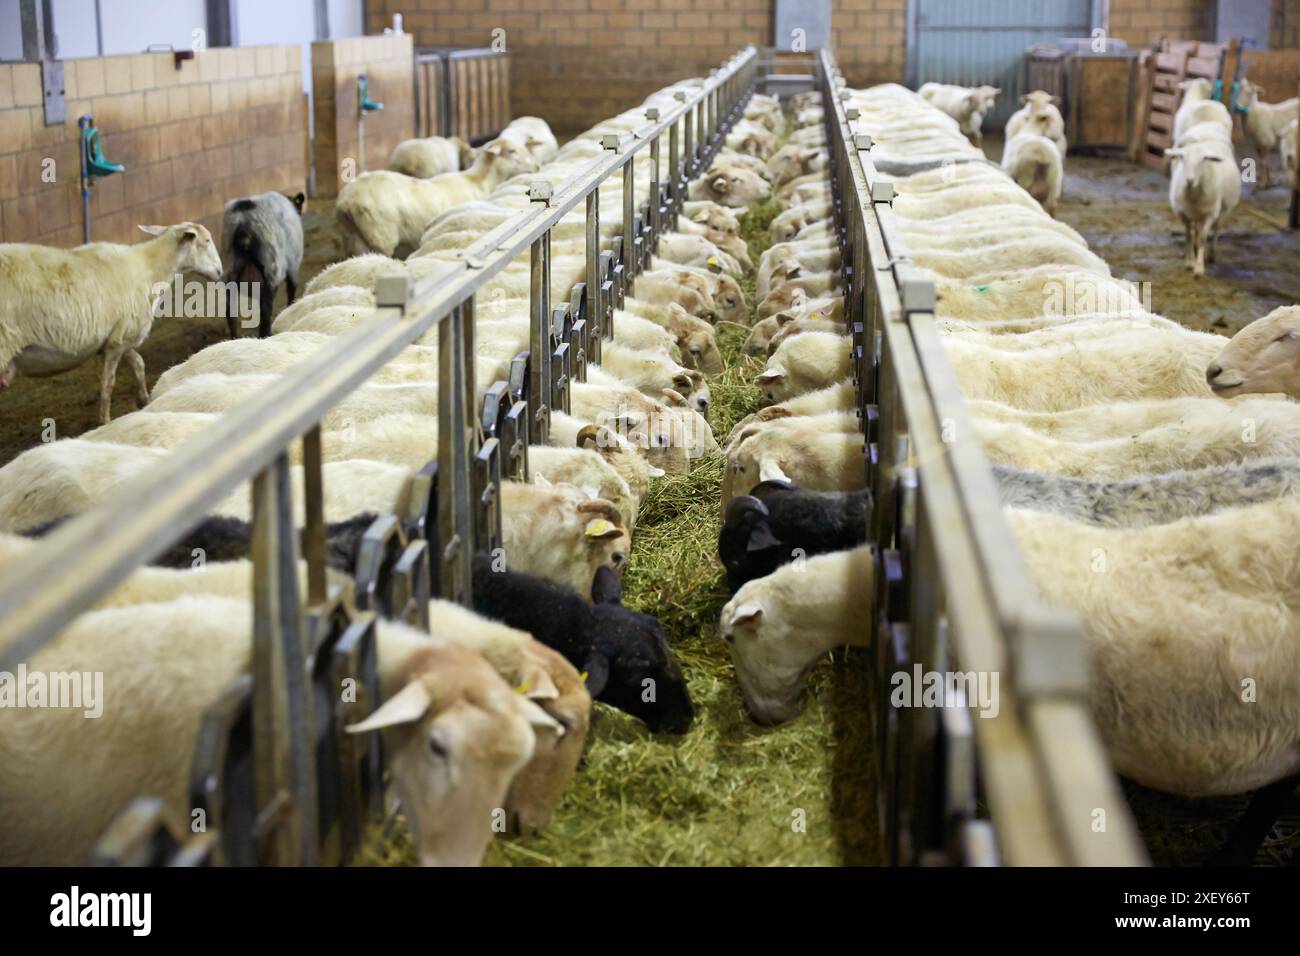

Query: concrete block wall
[312,33,414,197]
[0,46,307,248]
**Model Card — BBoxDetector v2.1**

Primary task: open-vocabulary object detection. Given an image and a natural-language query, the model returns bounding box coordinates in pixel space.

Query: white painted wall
[327,0,364,39]
[50,0,100,59]
[99,0,207,55]
[0,0,26,61]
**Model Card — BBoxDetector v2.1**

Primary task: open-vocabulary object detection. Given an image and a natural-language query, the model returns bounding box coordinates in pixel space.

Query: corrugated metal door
[909,0,1094,127]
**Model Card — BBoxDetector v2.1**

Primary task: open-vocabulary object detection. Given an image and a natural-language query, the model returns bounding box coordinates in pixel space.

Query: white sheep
[1172,78,1233,142]
[1009,500,1300,797]
[945,330,1224,411]
[1004,90,1067,155]
[1206,304,1300,399]
[1167,138,1241,275]
[335,137,540,257]
[1000,132,1063,216]
[724,415,866,503]
[500,480,629,600]
[720,545,874,724]
[917,83,1001,143]
[388,135,475,178]
[0,223,223,423]
[1236,79,1300,188]
[756,331,852,404]
[0,594,554,865]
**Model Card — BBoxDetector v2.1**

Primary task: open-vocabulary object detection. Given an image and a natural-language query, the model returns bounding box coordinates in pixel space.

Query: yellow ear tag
[693,211,708,222]
[515,680,531,696]
[580,671,590,684]
[811,311,823,320]
[706,256,720,271]
[585,519,614,537]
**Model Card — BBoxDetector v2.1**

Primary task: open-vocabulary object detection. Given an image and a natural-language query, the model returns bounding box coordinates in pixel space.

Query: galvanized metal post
[529,187,553,444]
[585,189,602,366]
[622,152,635,292]
[668,103,681,217]
[438,298,474,605]
[250,454,317,866]
[647,108,661,248]
[302,425,327,606]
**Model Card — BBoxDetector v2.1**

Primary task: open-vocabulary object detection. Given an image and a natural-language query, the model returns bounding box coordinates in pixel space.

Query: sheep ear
[746,521,784,553]
[518,696,565,738]
[671,372,694,391]
[518,667,560,701]
[346,680,432,734]
[591,565,623,605]
[179,229,198,243]
[728,603,764,628]
[292,192,306,213]
[705,255,721,272]
[756,368,785,383]
[1020,93,1030,104]
[758,458,790,483]
[581,652,611,697]
[661,387,688,407]
[534,473,553,488]
[775,311,797,326]
[138,224,166,236]
[711,176,730,195]
[1164,147,1184,159]
[647,465,666,478]
[575,424,601,449]
[484,140,505,157]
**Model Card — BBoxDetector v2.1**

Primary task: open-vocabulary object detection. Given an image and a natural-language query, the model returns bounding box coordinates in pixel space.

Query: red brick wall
[0,47,306,248]
[366,0,906,134]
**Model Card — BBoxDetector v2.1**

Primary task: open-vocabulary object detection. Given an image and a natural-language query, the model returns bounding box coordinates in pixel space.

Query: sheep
[893,160,1010,195]
[946,330,1224,411]
[1004,90,1067,155]
[756,331,852,404]
[425,598,589,835]
[500,481,630,600]
[503,116,560,163]
[387,135,475,178]
[971,396,1300,480]
[766,143,826,186]
[687,163,773,208]
[679,200,743,234]
[571,376,695,473]
[666,220,753,271]
[1206,305,1300,399]
[549,412,661,500]
[757,244,841,299]
[943,313,1189,352]
[718,481,869,592]
[769,201,833,242]
[0,595,553,866]
[743,296,845,354]
[725,415,866,503]
[304,253,445,295]
[528,447,638,529]
[933,266,1153,323]
[1172,78,1233,143]
[994,459,1300,529]
[654,232,747,276]
[606,309,681,359]
[719,545,874,724]
[1178,119,1233,148]
[220,191,305,338]
[271,285,376,333]
[1007,500,1300,797]
[0,222,224,424]
[724,118,778,156]
[0,439,412,533]
[729,380,858,442]
[913,232,1107,279]
[335,137,540,257]
[596,341,709,415]
[1000,132,1063,216]
[756,272,843,317]
[1167,138,1242,275]
[623,268,717,318]
[641,262,748,322]
[471,556,694,733]
[899,204,1087,249]
[893,181,1044,219]
[917,83,1001,143]
[618,304,722,374]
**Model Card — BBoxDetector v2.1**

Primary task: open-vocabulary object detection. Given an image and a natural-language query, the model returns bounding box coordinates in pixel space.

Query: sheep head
[1206,306,1300,400]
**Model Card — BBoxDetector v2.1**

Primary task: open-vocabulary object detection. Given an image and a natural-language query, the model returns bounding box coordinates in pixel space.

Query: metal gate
[907,0,1096,127]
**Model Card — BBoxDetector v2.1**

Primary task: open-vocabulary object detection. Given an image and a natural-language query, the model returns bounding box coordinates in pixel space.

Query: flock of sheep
[710,78,1300,838]
[2,55,1300,867]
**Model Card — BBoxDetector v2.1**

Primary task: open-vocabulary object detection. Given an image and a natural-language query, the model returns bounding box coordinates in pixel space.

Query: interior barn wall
[0,46,307,248]
[365,0,907,135]
[311,33,414,197]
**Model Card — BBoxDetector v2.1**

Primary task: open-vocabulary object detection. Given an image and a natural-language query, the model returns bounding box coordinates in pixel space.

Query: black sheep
[221,191,306,338]
[24,512,376,574]
[718,480,870,592]
[471,555,694,734]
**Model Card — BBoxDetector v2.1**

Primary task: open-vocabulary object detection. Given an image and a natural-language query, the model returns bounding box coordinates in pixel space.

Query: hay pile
[361,197,879,868]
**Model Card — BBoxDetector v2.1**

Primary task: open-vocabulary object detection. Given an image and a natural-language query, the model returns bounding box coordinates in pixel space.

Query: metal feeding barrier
[413,48,512,145]
[0,46,757,868]
[817,48,1146,866]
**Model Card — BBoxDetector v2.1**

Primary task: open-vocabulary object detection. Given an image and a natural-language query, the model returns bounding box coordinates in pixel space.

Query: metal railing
[818,48,1147,866]
[414,48,511,144]
[0,45,758,867]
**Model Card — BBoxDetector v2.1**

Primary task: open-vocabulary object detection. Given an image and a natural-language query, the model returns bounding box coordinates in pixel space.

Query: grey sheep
[221,191,305,338]
[994,459,1300,529]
